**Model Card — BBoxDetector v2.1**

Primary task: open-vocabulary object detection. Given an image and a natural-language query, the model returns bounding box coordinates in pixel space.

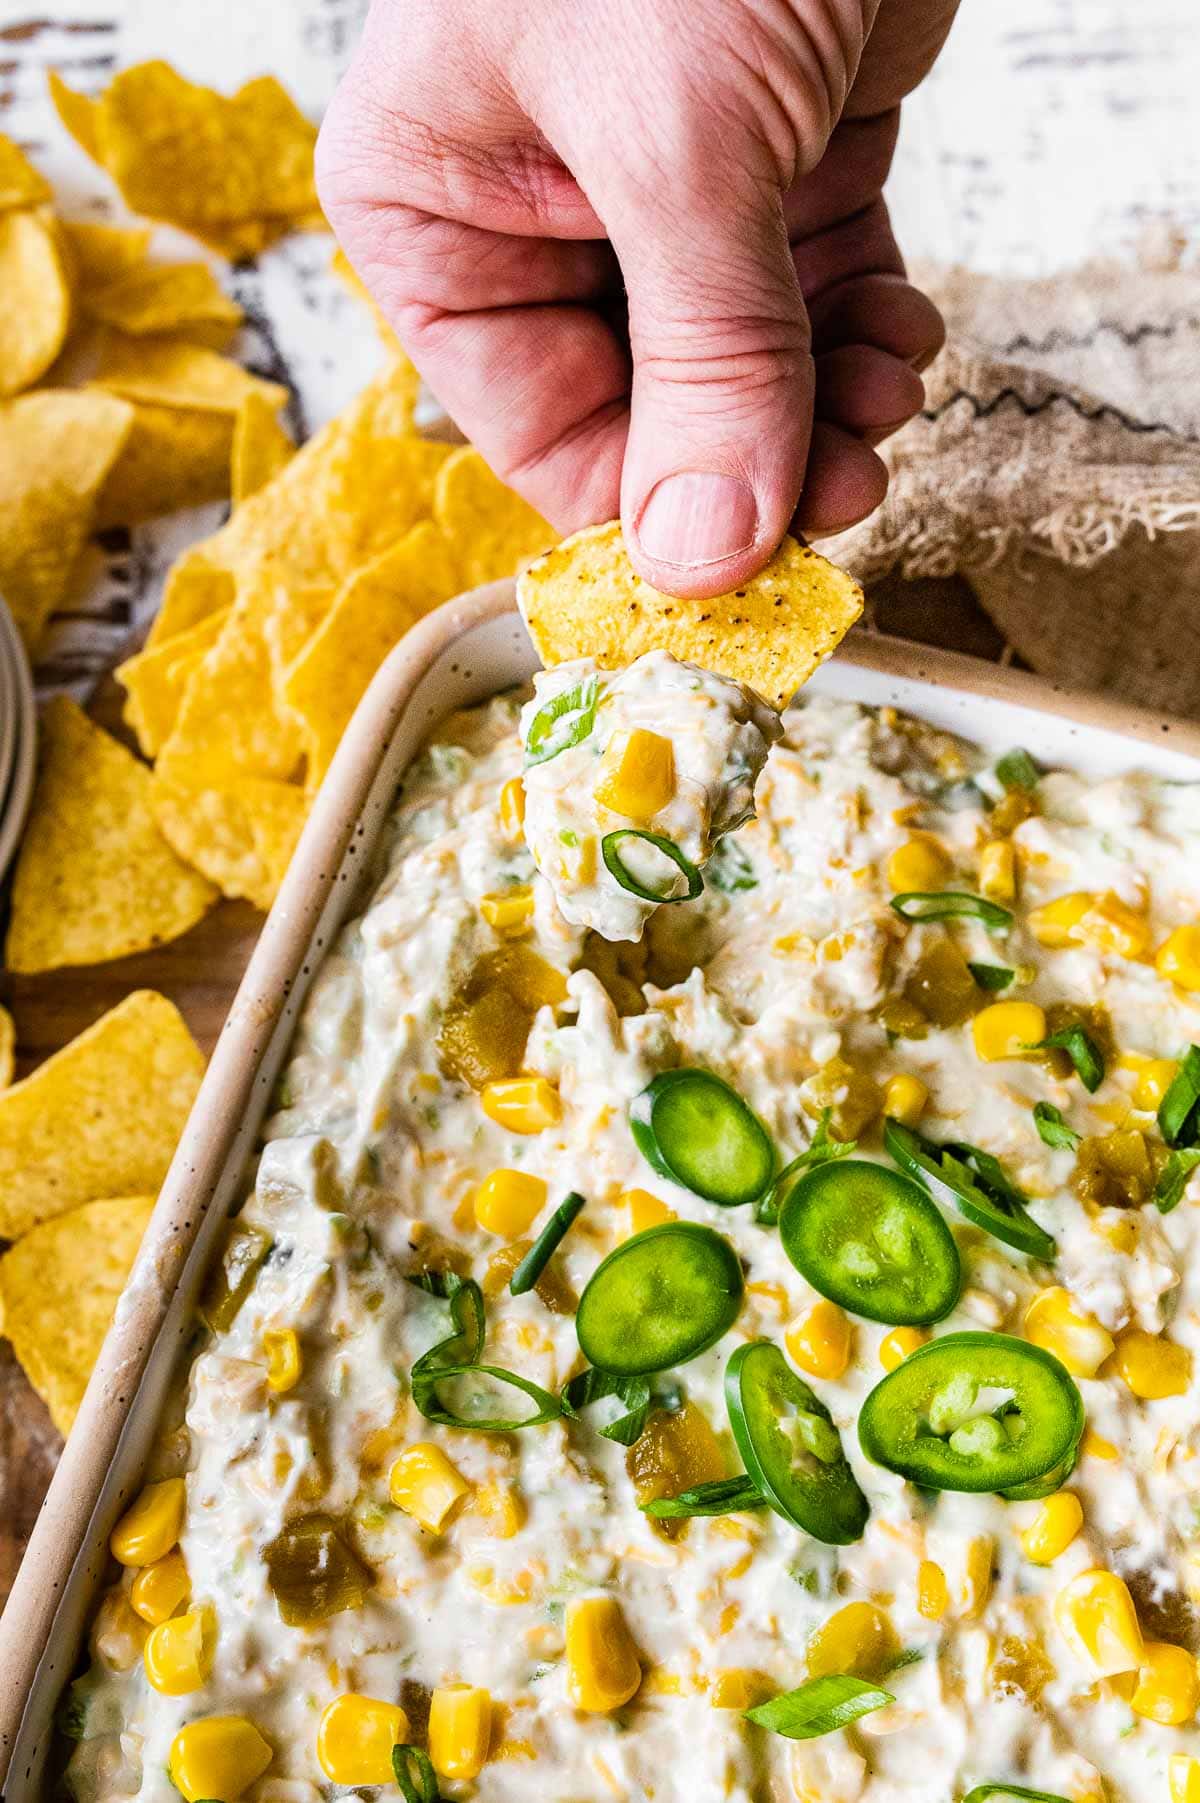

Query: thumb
[611,160,813,597]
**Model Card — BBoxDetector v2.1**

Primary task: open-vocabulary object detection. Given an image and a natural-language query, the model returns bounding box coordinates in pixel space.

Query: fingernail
[635,472,758,569]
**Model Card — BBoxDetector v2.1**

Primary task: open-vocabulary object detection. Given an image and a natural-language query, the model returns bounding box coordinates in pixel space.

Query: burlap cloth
[828,260,1200,722]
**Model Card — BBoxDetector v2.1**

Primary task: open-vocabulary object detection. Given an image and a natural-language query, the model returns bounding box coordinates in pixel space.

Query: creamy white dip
[65,694,1200,1803]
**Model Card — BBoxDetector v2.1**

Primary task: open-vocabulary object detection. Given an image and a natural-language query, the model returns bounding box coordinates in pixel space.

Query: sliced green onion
[601,829,703,904]
[509,1192,585,1296]
[1158,1045,1200,1147]
[995,748,1041,792]
[561,1366,652,1445]
[885,1119,1056,1261]
[643,1475,767,1518]
[969,962,1015,991]
[392,1746,441,1803]
[1033,1102,1080,1152]
[409,1274,561,1431]
[755,1108,855,1226]
[745,1674,894,1740]
[890,891,1013,933]
[524,675,599,767]
[1156,1148,1200,1215]
[1030,1026,1105,1093]
[708,836,758,893]
[408,1273,485,1365]
[962,1788,1070,1803]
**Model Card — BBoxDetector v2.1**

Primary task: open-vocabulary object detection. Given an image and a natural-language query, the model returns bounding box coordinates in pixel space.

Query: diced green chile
[725,1340,869,1544]
[199,1221,273,1333]
[576,1222,744,1377]
[779,1159,961,1325]
[884,1118,1056,1261]
[631,1068,774,1206]
[858,1331,1084,1494]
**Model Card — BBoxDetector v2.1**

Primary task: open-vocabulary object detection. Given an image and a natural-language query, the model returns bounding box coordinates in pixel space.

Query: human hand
[318,0,957,597]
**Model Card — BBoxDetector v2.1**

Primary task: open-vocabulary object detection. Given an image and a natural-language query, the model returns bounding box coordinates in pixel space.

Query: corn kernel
[1114,1329,1193,1400]
[1171,1755,1200,1803]
[480,1077,561,1134]
[972,1001,1046,1064]
[498,776,525,839]
[621,1187,676,1237]
[978,840,1016,903]
[472,1478,527,1539]
[1133,1059,1178,1111]
[130,1549,190,1626]
[169,1716,272,1803]
[594,729,676,820]
[1019,1492,1083,1565]
[886,837,951,894]
[917,1560,949,1621]
[1078,893,1151,960]
[785,1300,853,1382]
[709,1669,771,1709]
[1024,1287,1114,1378]
[1131,1642,1200,1725]
[429,1684,492,1780]
[144,1606,212,1696]
[110,1478,186,1567]
[91,1587,147,1671]
[882,1073,929,1127]
[263,1328,302,1394]
[807,1602,898,1679]
[389,1443,472,1533]
[565,1595,642,1713]
[1027,891,1095,948]
[1081,1427,1119,1461]
[1054,1569,1144,1675]
[1156,926,1200,993]
[879,1326,928,1372]
[479,887,535,937]
[317,1694,409,1786]
[474,1168,547,1237]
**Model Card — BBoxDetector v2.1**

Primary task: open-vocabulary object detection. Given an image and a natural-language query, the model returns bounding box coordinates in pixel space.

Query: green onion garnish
[885,1119,1056,1261]
[1030,1026,1105,1092]
[409,1274,561,1431]
[969,962,1015,991]
[708,836,757,893]
[962,1788,1070,1803]
[510,1191,585,1296]
[601,830,703,903]
[560,1366,652,1445]
[643,1475,767,1518]
[1033,1102,1080,1151]
[745,1674,894,1740]
[995,748,1041,792]
[1156,1148,1200,1215]
[392,1746,441,1803]
[755,1109,856,1226]
[1158,1046,1200,1147]
[890,891,1013,933]
[524,676,599,767]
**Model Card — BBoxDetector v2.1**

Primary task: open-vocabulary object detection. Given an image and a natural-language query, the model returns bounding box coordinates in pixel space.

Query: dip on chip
[5,697,217,974]
[0,1194,155,1436]
[518,521,863,711]
[0,990,203,1240]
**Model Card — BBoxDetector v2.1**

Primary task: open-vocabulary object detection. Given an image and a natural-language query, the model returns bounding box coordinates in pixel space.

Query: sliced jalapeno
[576,1222,744,1377]
[631,1069,774,1206]
[858,1331,1084,1495]
[884,1119,1056,1262]
[779,1159,961,1326]
[725,1341,869,1545]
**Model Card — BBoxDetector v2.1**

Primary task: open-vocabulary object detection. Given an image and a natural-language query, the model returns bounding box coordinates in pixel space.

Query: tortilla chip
[60,219,151,287]
[518,522,864,710]
[0,131,51,211]
[0,990,204,1239]
[93,397,234,529]
[0,1194,156,1436]
[0,208,74,398]
[6,697,218,974]
[151,770,308,910]
[331,243,402,355]
[156,596,306,787]
[93,333,287,414]
[48,70,102,162]
[0,387,133,651]
[433,447,554,590]
[145,553,235,650]
[285,521,461,785]
[88,261,243,341]
[0,1005,13,1090]
[117,606,232,755]
[231,390,294,505]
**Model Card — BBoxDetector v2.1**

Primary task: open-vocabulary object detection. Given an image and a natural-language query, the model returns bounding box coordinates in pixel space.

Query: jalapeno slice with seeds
[779,1159,961,1326]
[631,1069,775,1206]
[576,1222,744,1377]
[725,1341,869,1545]
[858,1331,1084,1494]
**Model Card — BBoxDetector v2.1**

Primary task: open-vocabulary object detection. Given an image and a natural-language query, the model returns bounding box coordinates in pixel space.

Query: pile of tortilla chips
[0,991,204,1434]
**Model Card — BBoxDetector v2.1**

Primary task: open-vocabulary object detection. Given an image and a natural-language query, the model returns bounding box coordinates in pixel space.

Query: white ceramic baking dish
[2,582,1199,1798]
